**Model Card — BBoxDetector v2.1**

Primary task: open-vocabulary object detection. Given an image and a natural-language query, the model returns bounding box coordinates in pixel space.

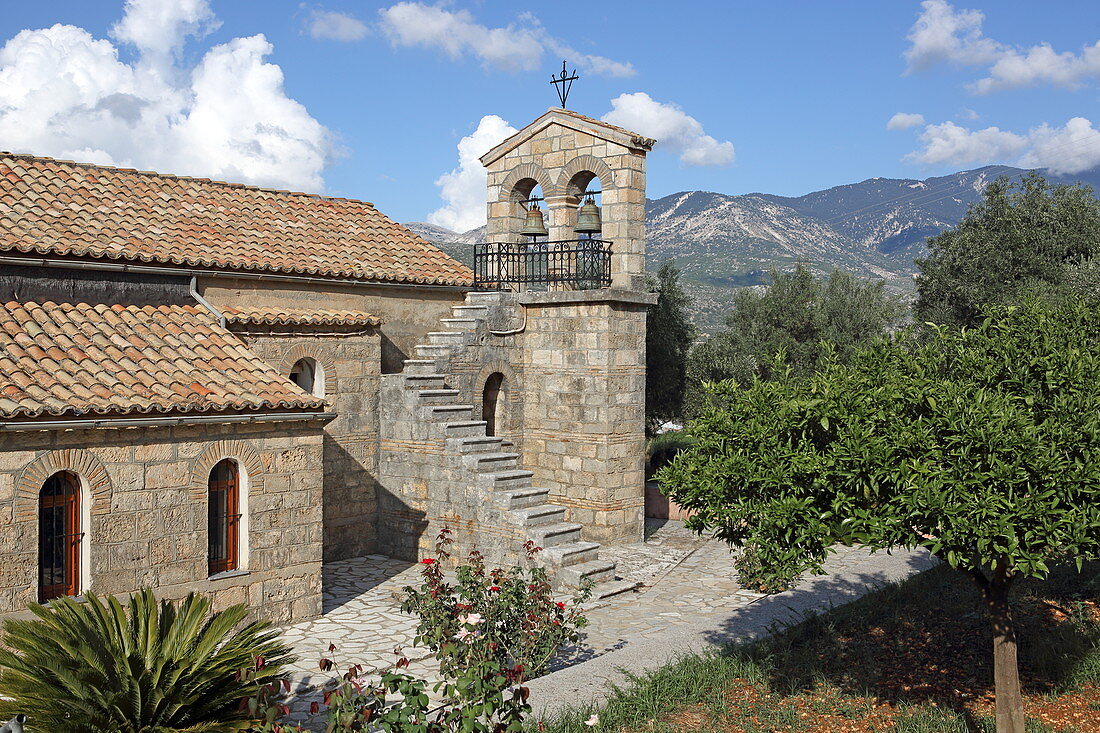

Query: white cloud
[110,0,219,67]
[1018,117,1100,175]
[308,10,370,42]
[0,0,333,192]
[904,0,1100,93]
[959,108,979,120]
[905,117,1100,174]
[903,0,1001,71]
[906,121,1026,166]
[602,93,734,167]
[377,3,634,77]
[428,115,517,232]
[887,112,925,130]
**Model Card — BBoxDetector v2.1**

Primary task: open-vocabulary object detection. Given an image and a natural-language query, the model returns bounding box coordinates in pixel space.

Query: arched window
[289,357,325,398]
[482,372,506,437]
[208,459,241,576]
[39,471,82,601]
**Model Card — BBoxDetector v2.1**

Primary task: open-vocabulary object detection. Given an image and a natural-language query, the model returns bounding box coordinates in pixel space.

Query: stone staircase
[391,291,635,600]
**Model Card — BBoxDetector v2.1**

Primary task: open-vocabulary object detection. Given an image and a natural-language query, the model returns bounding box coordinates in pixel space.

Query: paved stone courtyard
[279,519,933,726]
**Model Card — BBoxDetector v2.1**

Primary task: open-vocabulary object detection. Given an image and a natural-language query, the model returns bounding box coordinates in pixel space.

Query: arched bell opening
[481,372,507,438]
[564,171,603,239]
[508,178,548,243]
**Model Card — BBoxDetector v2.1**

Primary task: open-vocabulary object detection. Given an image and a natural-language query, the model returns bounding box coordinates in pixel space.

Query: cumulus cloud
[906,121,1026,166]
[887,112,925,130]
[0,0,332,192]
[602,93,734,166]
[1018,117,1100,175]
[905,117,1100,174]
[308,10,370,42]
[377,3,634,77]
[428,115,517,232]
[904,0,1100,93]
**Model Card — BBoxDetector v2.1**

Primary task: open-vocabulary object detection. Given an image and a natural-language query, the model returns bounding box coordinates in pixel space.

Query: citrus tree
[658,298,1100,733]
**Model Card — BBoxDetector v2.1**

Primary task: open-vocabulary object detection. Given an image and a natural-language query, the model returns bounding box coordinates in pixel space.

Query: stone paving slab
[277,522,934,728]
[527,533,935,720]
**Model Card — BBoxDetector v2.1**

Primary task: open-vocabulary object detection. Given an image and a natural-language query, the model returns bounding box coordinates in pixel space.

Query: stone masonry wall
[238,330,382,562]
[0,420,325,625]
[201,276,465,373]
[516,292,650,545]
[404,291,651,548]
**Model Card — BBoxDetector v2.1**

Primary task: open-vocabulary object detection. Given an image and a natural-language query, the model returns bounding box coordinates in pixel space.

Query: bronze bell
[520,203,548,238]
[574,196,602,235]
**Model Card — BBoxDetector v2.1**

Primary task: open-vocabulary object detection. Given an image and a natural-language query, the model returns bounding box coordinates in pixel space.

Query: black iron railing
[473,240,612,291]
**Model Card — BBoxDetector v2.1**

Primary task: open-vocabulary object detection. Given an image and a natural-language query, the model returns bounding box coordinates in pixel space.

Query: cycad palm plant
[0,588,294,732]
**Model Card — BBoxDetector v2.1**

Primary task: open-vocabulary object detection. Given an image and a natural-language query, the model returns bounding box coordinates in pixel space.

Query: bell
[520,203,548,238]
[574,196,602,235]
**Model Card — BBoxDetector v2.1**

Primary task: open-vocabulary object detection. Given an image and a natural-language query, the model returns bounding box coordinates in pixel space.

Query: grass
[534,562,1100,733]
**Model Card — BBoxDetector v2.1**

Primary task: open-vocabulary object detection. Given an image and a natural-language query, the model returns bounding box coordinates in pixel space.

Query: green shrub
[0,588,294,733]
[732,543,802,594]
[646,431,694,478]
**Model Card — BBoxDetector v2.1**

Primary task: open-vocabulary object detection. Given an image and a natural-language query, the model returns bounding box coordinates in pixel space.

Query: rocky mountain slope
[407,165,1100,331]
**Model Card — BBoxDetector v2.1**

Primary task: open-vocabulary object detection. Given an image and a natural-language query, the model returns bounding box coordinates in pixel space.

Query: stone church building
[0,108,656,624]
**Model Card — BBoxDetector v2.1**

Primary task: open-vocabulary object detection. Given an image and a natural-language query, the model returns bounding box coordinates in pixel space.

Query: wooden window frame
[39,471,82,602]
[208,459,241,576]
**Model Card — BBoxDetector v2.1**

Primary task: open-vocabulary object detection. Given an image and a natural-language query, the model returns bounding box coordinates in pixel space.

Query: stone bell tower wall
[481,109,652,290]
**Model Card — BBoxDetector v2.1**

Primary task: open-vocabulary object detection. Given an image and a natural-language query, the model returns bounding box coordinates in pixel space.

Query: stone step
[495,486,551,510]
[540,540,600,567]
[427,404,474,421]
[416,388,461,405]
[466,291,504,304]
[439,318,479,330]
[590,579,640,601]
[557,559,616,588]
[443,420,489,437]
[451,305,488,318]
[529,521,582,547]
[427,331,467,346]
[402,373,447,390]
[414,344,456,357]
[478,469,535,491]
[464,451,519,471]
[509,504,567,527]
[402,359,439,375]
[448,436,504,454]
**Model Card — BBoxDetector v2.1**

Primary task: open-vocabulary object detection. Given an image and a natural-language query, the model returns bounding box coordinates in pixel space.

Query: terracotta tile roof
[0,301,327,420]
[0,152,473,287]
[222,306,382,328]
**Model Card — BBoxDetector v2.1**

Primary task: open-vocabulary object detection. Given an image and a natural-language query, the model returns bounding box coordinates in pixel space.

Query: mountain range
[406,165,1100,332]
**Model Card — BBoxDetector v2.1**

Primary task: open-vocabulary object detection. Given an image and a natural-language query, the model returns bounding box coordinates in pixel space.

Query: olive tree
[684,265,903,418]
[645,263,697,435]
[658,298,1100,733]
[916,172,1100,326]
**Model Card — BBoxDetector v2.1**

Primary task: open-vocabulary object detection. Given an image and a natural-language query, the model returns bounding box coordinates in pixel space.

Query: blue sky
[1,1,1098,229]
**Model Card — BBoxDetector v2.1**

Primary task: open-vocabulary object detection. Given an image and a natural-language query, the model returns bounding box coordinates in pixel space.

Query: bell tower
[479,106,654,290]
[470,95,658,547]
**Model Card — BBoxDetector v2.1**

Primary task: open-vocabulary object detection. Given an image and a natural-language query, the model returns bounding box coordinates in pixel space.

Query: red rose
[556,602,565,609]
[490,586,500,591]
[421,558,436,565]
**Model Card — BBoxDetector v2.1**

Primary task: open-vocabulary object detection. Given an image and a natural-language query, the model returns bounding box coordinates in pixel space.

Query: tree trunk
[971,565,1026,733]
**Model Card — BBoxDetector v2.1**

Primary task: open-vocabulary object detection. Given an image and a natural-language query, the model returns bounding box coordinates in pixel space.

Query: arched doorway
[39,470,82,601]
[482,372,506,437]
[289,357,325,397]
[208,459,241,576]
